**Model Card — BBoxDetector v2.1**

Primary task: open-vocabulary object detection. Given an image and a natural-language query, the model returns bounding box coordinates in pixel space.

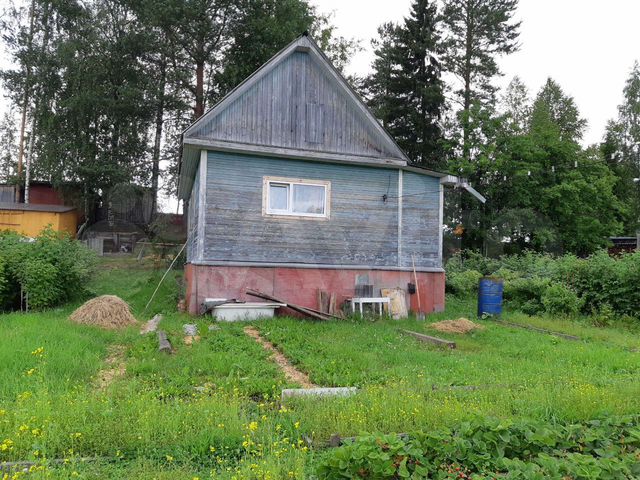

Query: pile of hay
[70,295,137,329]
[430,318,484,334]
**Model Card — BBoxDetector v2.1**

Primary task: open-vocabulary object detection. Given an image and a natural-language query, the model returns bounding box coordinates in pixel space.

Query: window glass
[292,184,325,214]
[269,183,289,211]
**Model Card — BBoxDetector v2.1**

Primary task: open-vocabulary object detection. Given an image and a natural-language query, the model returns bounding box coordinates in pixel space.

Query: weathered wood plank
[400,329,456,349]
[158,331,173,353]
[140,314,163,335]
[495,321,581,341]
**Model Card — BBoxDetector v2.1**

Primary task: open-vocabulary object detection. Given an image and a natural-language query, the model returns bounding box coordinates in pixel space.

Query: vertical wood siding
[186,164,200,262]
[204,151,399,266]
[198,151,442,269]
[189,52,397,160]
[400,172,441,268]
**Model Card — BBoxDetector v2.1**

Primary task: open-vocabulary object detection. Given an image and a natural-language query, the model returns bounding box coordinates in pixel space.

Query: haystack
[430,318,484,334]
[70,295,137,329]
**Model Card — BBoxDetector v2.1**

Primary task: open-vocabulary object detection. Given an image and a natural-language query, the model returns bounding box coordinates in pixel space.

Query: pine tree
[441,0,520,161]
[365,0,445,168]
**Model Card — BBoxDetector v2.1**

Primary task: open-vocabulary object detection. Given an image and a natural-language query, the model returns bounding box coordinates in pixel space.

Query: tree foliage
[365,0,446,168]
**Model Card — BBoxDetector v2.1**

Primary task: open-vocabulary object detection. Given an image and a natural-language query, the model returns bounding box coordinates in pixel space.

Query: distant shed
[0,203,77,237]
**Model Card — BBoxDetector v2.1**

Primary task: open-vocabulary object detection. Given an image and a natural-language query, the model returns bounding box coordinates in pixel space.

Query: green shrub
[542,283,583,316]
[0,228,96,311]
[445,269,483,297]
[503,276,551,315]
[447,250,640,320]
[317,416,640,479]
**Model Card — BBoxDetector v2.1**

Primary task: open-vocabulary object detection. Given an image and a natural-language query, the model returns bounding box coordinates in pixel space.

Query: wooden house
[178,34,483,316]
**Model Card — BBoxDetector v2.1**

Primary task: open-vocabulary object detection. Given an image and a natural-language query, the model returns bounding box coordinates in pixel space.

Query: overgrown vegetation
[318,416,640,479]
[0,229,96,310]
[446,250,640,320]
[1,257,639,478]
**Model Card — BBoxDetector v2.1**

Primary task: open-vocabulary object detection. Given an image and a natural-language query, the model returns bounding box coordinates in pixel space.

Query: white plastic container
[207,300,286,322]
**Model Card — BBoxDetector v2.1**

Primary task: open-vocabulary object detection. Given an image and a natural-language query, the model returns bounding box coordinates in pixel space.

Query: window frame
[262,176,331,220]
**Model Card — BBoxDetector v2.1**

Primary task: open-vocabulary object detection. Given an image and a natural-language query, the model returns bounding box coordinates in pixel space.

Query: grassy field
[1,257,639,478]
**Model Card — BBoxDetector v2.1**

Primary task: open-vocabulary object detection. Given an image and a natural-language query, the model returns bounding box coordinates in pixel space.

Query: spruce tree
[365,0,445,169]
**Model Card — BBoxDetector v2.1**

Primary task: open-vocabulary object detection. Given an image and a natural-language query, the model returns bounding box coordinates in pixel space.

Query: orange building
[0,202,77,237]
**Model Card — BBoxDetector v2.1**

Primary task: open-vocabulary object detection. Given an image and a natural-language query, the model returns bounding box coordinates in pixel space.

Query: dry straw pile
[70,295,137,329]
[430,318,484,334]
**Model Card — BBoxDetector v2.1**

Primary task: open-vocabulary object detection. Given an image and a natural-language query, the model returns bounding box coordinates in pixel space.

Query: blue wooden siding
[196,151,442,269]
[203,151,400,266]
[400,172,441,268]
[189,51,398,159]
[186,163,200,262]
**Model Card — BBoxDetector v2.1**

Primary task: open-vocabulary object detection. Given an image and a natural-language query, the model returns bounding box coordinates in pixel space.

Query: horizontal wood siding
[400,172,441,268]
[190,52,396,160]
[204,151,400,266]
[186,164,200,262]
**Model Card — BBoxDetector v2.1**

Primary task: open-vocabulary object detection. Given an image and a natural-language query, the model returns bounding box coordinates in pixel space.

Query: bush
[445,269,483,297]
[0,228,96,311]
[503,276,551,315]
[446,250,640,321]
[542,283,583,316]
[317,416,640,479]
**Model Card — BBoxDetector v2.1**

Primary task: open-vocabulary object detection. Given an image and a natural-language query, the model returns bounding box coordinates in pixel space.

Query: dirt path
[95,344,126,390]
[244,327,317,389]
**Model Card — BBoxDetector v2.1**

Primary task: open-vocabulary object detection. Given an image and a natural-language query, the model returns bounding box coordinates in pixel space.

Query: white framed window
[262,176,331,219]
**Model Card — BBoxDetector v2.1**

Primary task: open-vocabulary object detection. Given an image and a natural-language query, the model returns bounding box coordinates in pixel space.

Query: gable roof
[178,34,409,199]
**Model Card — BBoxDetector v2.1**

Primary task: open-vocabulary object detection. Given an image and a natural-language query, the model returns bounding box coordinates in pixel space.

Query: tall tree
[146,0,239,119]
[500,75,529,134]
[0,110,18,182]
[602,61,640,234]
[215,0,315,97]
[441,0,520,161]
[365,0,446,168]
[530,78,587,143]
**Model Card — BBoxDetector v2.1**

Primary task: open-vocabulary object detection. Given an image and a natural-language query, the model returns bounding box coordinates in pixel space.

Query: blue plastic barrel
[478,277,503,317]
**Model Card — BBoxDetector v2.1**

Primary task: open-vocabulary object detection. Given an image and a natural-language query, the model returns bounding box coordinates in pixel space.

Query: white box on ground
[206,299,286,322]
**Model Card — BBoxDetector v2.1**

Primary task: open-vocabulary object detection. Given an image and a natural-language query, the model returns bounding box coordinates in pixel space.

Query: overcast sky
[314,0,640,146]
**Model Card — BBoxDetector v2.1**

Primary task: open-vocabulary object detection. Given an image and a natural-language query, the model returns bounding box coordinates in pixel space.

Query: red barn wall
[185,264,445,316]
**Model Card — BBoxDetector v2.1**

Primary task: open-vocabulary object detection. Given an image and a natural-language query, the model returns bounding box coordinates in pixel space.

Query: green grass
[1,257,639,478]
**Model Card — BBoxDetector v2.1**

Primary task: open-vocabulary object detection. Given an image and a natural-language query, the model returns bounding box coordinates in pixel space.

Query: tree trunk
[462,2,473,163]
[151,57,167,217]
[24,1,52,204]
[16,0,38,202]
[194,61,205,119]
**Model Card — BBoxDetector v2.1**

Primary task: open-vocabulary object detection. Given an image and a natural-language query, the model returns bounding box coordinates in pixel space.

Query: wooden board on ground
[381,288,407,319]
[495,320,580,341]
[400,329,456,349]
[247,289,339,321]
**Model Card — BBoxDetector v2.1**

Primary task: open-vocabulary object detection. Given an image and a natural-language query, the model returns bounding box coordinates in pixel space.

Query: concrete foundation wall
[185,263,445,316]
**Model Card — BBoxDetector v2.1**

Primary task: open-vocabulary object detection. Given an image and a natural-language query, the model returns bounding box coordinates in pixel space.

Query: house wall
[185,263,445,315]
[400,171,441,268]
[184,149,446,315]
[203,150,401,266]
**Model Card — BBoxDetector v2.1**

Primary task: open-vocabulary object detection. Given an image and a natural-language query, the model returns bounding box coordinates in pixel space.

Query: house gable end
[184,36,407,163]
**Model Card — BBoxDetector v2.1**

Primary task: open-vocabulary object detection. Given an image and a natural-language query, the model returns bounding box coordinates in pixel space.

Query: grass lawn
[1,257,639,478]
